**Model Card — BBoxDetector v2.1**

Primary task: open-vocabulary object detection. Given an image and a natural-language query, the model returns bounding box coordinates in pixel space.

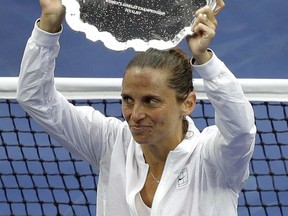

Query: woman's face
[121,67,187,147]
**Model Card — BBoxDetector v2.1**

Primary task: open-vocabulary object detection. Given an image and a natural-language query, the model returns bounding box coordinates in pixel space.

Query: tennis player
[17,0,256,215]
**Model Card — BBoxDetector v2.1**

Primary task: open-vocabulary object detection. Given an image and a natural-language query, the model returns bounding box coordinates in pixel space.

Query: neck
[141,144,169,164]
[141,120,186,171]
[142,133,185,161]
[143,149,165,183]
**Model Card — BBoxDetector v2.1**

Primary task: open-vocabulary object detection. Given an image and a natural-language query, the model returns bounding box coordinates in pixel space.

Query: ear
[181,92,196,116]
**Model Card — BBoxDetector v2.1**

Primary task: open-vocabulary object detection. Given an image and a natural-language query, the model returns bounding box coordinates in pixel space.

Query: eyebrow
[120,93,129,98]
[121,93,162,100]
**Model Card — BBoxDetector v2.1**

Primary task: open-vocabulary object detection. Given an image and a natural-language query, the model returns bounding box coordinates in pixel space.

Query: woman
[17,0,256,215]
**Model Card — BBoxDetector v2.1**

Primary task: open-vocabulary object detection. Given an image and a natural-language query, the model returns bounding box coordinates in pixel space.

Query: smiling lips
[130,125,150,134]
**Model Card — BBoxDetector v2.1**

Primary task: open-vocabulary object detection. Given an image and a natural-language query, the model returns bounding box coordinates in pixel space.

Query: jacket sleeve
[16,20,121,168]
[192,50,256,191]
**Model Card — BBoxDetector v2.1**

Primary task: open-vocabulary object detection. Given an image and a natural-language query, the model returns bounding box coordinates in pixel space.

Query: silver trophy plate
[63,0,216,51]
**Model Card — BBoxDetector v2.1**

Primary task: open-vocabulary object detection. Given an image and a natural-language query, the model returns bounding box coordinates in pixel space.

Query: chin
[134,138,148,145]
[132,135,150,145]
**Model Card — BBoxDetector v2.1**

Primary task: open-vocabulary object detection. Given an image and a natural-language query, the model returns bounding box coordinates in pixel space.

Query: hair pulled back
[125,48,194,102]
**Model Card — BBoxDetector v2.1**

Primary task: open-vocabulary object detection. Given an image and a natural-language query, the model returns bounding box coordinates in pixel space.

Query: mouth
[130,125,150,134]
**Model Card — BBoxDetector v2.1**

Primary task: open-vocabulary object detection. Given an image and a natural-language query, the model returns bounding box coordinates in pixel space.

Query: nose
[131,103,146,122]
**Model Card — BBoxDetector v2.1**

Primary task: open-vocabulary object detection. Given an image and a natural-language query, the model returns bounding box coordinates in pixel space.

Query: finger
[192,13,217,33]
[193,22,216,39]
[195,6,217,27]
[214,0,225,15]
[195,6,213,16]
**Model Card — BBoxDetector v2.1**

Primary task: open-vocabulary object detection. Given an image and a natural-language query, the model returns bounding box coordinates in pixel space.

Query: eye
[122,95,134,105]
[143,97,159,106]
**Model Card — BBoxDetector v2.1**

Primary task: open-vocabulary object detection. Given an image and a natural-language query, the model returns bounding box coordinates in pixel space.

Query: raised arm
[39,0,66,33]
[187,5,256,190]
[186,6,218,64]
[16,0,120,168]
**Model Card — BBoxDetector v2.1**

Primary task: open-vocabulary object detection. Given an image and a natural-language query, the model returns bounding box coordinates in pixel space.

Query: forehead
[122,67,174,95]
[123,67,168,85]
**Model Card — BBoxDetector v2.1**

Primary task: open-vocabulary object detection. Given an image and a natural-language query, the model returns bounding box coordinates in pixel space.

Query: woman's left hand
[186,1,224,64]
[214,0,225,15]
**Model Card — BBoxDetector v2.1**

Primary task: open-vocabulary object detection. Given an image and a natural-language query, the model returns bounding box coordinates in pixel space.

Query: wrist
[39,14,63,33]
[192,50,212,65]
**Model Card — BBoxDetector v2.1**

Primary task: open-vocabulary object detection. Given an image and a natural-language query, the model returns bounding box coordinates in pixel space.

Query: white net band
[0,77,287,101]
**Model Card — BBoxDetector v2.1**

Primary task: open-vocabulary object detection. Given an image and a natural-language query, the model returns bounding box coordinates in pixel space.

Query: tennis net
[0,77,287,216]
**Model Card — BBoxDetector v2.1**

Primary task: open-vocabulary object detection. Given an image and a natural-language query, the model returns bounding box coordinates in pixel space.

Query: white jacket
[17,21,256,216]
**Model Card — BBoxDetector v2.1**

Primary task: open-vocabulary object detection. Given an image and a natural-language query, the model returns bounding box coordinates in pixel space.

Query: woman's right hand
[39,0,66,33]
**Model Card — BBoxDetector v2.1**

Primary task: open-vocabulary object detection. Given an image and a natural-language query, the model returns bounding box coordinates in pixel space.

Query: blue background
[0,0,288,79]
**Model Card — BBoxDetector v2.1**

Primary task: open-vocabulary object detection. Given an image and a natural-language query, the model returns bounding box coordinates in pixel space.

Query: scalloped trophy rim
[63,0,216,51]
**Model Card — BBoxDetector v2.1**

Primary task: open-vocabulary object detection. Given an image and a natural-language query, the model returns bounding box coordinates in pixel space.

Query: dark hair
[125,48,194,102]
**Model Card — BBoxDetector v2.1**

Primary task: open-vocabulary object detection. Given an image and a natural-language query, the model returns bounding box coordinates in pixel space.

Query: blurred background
[1,0,288,79]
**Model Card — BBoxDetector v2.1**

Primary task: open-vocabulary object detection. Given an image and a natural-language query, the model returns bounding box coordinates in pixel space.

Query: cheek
[158,106,182,126]
[121,106,129,120]
[152,109,171,126]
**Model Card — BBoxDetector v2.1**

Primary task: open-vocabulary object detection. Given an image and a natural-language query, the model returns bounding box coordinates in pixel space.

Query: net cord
[0,77,287,101]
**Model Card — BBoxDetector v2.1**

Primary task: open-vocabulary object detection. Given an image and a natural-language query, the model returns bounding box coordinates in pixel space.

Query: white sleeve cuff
[191,49,226,81]
[30,19,62,47]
